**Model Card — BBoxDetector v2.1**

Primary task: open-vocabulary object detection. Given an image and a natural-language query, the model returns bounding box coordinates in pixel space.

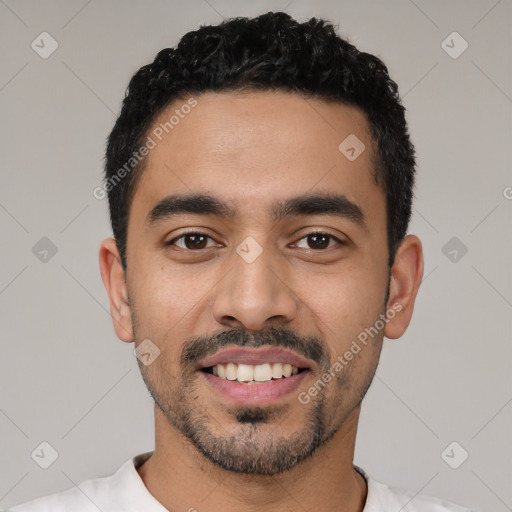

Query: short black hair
[104,11,416,270]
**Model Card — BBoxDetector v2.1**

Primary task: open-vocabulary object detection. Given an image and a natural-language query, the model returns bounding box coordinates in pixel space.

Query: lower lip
[201,370,310,406]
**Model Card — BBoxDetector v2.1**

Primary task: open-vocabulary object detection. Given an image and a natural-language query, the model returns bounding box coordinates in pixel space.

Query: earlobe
[99,238,134,343]
[383,234,424,340]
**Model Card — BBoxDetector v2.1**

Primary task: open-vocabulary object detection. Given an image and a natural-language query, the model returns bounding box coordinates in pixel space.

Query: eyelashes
[166,230,345,252]
[166,232,217,250]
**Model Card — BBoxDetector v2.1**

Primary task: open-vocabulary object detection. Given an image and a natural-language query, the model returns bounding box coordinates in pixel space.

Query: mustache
[180,325,328,369]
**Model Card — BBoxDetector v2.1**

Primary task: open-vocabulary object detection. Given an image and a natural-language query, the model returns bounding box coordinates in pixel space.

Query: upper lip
[198,346,312,370]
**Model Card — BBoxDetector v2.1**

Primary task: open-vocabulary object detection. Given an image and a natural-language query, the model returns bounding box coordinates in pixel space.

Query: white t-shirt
[7,451,477,512]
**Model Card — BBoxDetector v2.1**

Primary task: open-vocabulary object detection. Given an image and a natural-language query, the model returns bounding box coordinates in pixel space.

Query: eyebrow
[272,193,365,226]
[145,192,366,228]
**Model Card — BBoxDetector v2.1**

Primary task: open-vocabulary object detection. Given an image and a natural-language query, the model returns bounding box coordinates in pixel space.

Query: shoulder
[7,480,108,512]
[7,453,153,512]
[356,466,478,512]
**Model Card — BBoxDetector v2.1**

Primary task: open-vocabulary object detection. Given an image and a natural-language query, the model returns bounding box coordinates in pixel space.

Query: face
[101,91,421,476]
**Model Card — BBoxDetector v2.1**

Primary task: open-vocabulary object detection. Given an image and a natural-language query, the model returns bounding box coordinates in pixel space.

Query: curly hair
[104,11,416,270]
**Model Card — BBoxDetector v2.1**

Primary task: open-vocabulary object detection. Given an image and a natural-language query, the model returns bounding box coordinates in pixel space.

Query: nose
[211,246,299,332]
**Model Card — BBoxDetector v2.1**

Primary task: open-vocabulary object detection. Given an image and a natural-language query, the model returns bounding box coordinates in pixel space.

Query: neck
[137,405,368,512]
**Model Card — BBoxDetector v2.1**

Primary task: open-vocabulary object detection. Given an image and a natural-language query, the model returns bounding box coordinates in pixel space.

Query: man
[10,11,477,512]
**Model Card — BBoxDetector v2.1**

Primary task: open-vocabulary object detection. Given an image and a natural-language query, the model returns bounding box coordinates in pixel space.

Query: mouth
[198,347,312,405]
[202,362,308,383]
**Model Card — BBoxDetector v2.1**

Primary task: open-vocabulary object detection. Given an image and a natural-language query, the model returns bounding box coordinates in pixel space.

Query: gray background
[1,1,511,511]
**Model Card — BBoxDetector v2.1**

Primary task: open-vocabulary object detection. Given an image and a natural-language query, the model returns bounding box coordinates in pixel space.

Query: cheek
[295,262,386,340]
[129,262,215,339]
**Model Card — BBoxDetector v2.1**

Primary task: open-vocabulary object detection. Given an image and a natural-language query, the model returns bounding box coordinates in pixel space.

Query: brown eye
[183,234,208,250]
[294,232,343,250]
[167,232,215,250]
[307,233,330,249]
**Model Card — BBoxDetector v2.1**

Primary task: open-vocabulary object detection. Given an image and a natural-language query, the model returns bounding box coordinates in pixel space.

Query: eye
[167,232,218,250]
[294,232,344,250]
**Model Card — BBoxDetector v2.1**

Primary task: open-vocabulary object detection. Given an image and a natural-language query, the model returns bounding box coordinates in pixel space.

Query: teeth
[210,362,301,382]
[237,364,254,382]
[272,363,283,379]
[225,363,237,380]
[253,363,272,381]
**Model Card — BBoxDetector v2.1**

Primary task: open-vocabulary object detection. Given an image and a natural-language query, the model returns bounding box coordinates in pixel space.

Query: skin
[99,91,423,512]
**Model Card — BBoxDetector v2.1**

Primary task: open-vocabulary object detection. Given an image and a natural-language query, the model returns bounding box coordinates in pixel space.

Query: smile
[200,366,310,405]
[203,362,307,383]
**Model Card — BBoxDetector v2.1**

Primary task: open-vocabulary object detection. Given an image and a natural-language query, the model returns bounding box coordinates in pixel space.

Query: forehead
[131,90,384,227]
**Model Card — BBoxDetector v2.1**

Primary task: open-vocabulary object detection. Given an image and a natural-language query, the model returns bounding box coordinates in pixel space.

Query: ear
[384,234,424,339]
[99,238,134,343]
